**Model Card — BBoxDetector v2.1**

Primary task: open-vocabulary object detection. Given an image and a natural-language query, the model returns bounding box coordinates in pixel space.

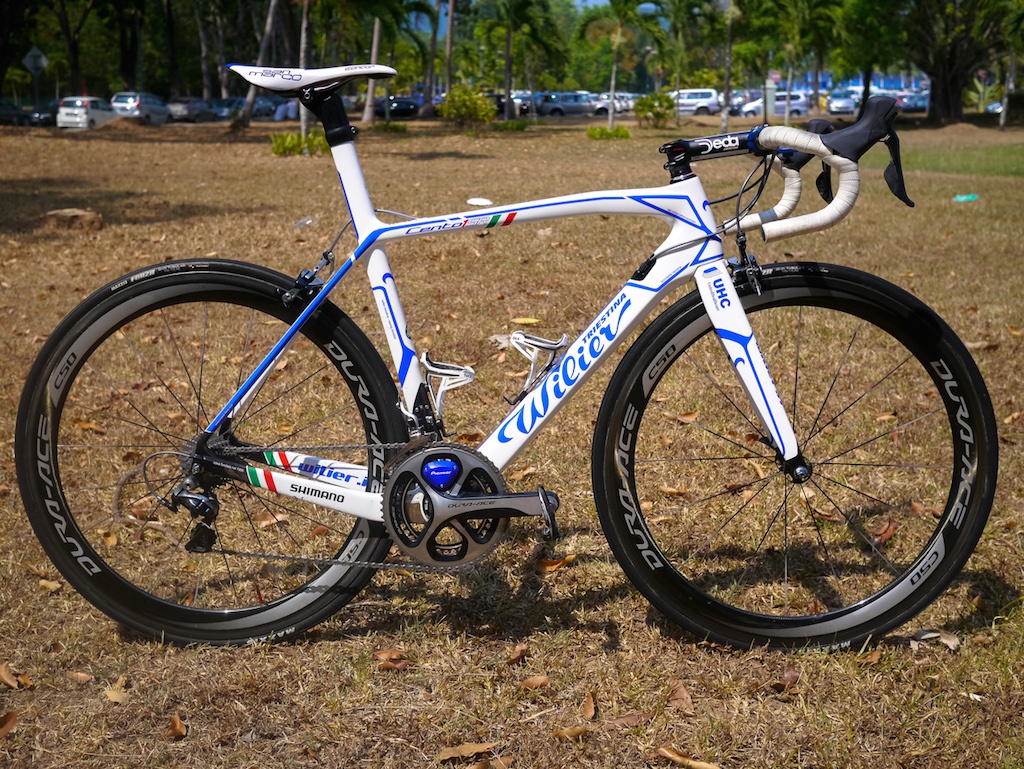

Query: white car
[741,92,810,117]
[673,88,722,116]
[56,96,119,129]
[111,91,171,124]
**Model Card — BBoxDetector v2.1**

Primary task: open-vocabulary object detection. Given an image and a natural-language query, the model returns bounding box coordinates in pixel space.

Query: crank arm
[427,487,560,527]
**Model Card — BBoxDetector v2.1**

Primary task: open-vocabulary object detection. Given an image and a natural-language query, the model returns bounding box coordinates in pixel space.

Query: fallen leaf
[16,674,33,690]
[938,630,961,652]
[253,510,289,529]
[606,712,655,729]
[658,484,688,497]
[867,515,897,545]
[105,676,128,704]
[509,465,537,482]
[68,671,94,684]
[771,667,800,693]
[437,741,498,761]
[0,664,19,689]
[667,680,694,715]
[0,712,16,741]
[671,411,698,424]
[506,643,528,666]
[303,746,321,762]
[656,745,722,769]
[73,417,106,434]
[165,712,188,740]
[856,649,883,665]
[552,726,588,740]
[535,554,575,573]
[518,675,549,691]
[582,692,597,720]
[468,758,511,769]
[372,649,407,661]
[964,340,998,352]
[310,525,329,536]
[101,530,118,547]
[510,317,541,325]
[39,579,62,593]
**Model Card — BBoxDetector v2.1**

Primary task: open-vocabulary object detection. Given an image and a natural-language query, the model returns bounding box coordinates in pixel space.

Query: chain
[216,441,411,456]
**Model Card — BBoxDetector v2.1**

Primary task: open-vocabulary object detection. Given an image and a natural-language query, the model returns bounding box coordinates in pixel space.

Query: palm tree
[495,0,566,120]
[577,0,665,130]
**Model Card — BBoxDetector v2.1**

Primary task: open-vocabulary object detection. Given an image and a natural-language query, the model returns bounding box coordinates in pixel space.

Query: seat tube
[695,260,799,461]
[331,141,378,241]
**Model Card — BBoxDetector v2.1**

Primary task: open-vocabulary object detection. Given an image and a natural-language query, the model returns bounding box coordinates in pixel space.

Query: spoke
[680,348,763,438]
[158,305,209,428]
[807,319,863,441]
[648,401,773,461]
[116,317,203,426]
[818,408,944,465]
[806,351,917,447]
[679,474,778,565]
[808,475,902,576]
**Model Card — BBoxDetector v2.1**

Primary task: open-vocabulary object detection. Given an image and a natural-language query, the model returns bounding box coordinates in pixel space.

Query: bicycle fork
[695,261,806,474]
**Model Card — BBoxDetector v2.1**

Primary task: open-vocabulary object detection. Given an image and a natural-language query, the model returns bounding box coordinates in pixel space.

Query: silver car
[535,91,596,117]
[827,88,858,115]
[111,91,171,124]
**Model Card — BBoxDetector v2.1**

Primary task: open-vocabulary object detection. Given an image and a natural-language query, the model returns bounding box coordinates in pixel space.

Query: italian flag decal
[247,466,277,492]
[486,212,517,227]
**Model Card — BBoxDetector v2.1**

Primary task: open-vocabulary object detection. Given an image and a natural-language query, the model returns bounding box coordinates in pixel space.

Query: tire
[550,108,564,117]
[695,107,710,116]
[594,263,996,650]
[16,260,408,644]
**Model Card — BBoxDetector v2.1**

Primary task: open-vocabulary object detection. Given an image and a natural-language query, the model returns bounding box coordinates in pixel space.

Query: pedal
[421,352,474,420]
[537,485,560,540]
[507,330,568,404]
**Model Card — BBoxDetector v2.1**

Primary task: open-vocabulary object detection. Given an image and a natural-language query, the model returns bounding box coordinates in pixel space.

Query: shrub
[587,125,631,140]
[438,84,497,129]
[369,121,408,133]
[634,92,676,129]
[270,130,329,157]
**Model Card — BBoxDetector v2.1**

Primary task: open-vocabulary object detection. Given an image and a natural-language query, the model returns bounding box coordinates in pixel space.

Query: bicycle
[15,64,998,650]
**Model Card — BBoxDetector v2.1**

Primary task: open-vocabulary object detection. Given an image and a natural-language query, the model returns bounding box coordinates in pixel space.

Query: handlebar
[659,96,913,243]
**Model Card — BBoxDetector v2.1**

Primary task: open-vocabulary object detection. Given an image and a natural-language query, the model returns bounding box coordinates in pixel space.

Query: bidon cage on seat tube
[14,62,997,649]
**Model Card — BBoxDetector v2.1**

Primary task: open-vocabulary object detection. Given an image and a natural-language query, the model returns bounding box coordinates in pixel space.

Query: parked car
[111,91,171,124]
[253,95,276,118]
[899,92,929,114]
[210,97,246,120]
[483,92,529,117]
[29,99,60,126]
[826,88,858,115]
[728,89,762,116]
[373,95,419,119]
[593,92,626,116]
[741,91,809,117]
[673,88,722,116]
[0,97,30,125]
[57,96,118,129]
[535,91,596,117]
[168,96,216,122]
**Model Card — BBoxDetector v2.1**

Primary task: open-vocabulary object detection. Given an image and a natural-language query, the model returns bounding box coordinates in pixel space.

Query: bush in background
[634,92,676,128]
[438,84,497,130]
[587,125,631,140]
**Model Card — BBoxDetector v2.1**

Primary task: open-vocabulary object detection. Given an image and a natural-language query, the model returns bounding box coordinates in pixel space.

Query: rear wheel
[16,260,408,644]
[594,263,997,649]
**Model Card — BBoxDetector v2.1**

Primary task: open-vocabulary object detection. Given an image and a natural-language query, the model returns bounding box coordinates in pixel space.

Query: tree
[577,0,664,130]
[494,0,564,119]
[904,0,1006,122]
[52,0,97,95]
[832,0,908,117]
[0,0,36,98]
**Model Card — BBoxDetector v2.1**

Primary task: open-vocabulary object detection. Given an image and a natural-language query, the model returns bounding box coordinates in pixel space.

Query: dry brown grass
[0,114,1022,768]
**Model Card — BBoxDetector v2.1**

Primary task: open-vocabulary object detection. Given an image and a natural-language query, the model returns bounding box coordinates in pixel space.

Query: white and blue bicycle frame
[203,139,799,522]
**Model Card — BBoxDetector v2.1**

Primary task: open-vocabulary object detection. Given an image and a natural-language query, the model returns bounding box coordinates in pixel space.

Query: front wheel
[16,260,408,644]
[594,263,997,650]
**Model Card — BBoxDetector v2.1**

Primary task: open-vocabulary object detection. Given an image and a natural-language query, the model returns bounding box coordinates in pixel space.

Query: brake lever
[882,131,914,207]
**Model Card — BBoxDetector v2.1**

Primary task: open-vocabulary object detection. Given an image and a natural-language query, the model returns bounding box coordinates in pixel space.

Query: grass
[0,114,1023,768]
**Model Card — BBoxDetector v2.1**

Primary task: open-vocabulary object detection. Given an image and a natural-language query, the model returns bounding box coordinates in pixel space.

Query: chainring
[382,442,510,567]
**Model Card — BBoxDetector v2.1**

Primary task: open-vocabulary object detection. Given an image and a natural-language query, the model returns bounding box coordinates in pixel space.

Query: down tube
[478,275,686,470]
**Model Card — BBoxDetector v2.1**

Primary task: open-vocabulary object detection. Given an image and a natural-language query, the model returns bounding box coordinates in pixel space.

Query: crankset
[382,443,559,568]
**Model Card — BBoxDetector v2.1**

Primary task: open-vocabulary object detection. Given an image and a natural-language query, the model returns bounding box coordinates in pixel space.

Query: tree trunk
[243,0,281,120]
[193,0,213,102]
[299,0,310,139]
[361,17,382,124]
[719,7,733,133]
[420,0,442,117]
[165,0,181,98]
[857,66,873,119]
[445,0,454,97]
[504,25,515,120]
[999,51,1013,132]
[54,0,98,95]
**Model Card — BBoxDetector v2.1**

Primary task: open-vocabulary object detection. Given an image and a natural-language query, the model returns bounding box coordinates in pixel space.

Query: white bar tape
[722,158,802,234]
[754,126,860,243]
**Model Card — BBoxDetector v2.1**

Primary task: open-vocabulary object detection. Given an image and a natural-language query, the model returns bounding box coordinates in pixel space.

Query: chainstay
[219,441,411,455]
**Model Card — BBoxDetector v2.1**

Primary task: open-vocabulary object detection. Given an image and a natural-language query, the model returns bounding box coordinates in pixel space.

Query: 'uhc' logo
[712,277,731,308]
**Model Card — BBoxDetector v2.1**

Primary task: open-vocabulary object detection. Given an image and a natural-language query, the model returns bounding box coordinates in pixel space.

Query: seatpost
[300,90,358,147]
